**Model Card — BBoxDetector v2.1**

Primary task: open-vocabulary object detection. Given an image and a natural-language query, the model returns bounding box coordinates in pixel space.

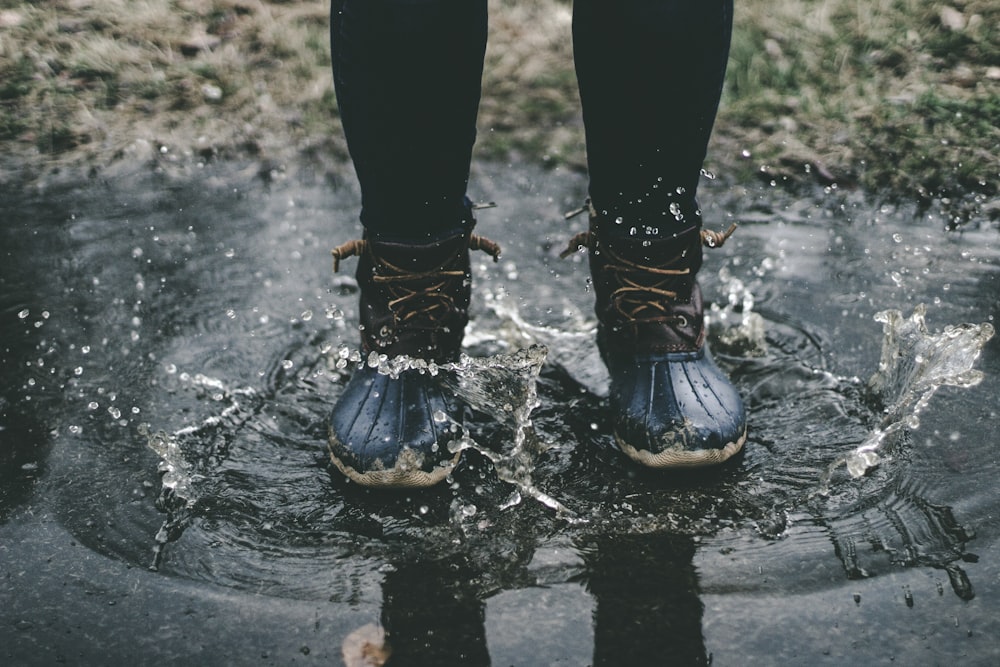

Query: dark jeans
[331,0,732,241]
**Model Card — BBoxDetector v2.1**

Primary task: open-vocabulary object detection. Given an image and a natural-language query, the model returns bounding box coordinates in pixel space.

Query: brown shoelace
[560,216,737,324]
[331,235,501,328]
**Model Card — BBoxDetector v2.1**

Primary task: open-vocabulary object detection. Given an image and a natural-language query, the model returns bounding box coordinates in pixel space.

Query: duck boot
[328,227,500,488]
[563,208,746,467]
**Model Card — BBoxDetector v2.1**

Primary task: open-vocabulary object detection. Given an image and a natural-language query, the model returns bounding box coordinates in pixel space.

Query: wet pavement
[1,161,998,665]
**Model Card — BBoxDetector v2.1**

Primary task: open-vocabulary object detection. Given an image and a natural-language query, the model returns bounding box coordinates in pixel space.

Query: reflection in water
[581,533,707,666]
[380,557,491,666]
[821,472,978,600]
[346,529,706,665]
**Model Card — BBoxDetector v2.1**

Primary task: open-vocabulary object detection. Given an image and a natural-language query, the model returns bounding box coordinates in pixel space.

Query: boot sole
[327,433,461,489]
[615,426,747,468]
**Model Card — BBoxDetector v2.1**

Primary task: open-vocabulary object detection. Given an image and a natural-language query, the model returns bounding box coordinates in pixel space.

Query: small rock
[342,624,391,667]
[201,84,223,102]
[0,9,23,27]
[939,6,965,32]
[950,65,977,88]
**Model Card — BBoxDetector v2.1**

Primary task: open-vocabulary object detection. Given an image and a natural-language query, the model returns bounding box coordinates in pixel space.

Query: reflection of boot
[565,205,746,467]
[581,533,708,666]
[380,559,490,666]
[328,226,500,488]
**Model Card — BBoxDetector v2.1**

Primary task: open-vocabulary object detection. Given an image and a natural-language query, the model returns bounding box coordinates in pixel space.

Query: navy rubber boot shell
[328,363,463,488]
[327,228,499,488]
[577,216,747,467]
[598,316,747,468]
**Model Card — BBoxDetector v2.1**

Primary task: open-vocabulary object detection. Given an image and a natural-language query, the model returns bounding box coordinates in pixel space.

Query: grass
[0,0,997,221]
[720,0,1000,219]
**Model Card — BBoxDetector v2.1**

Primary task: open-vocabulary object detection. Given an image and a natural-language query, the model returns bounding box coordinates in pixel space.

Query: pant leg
[573,0,733,235]
[331,0,488,241]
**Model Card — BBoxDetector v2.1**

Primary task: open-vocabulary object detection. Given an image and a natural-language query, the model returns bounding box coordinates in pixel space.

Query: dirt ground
[1,0,998,223]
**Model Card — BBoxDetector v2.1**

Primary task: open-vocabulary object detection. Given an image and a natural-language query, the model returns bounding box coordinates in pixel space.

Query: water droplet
[81,346,91,354]
[68,425,82,434]
[846,450,879,477]
[224,248,235,258]
[433,410,448,423]
[301,310,313,321]
[282,359,294,370]
[17,308,29,319]
[74,367,83,376]
[165,363,177,374]
[87,401,99,410]
[108,407,122,419]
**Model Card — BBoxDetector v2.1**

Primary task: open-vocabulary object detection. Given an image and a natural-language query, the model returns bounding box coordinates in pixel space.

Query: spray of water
[369,344,582,521]
[141,372,261,568]
[142,373,258,507]
[482,293,607,397]
[831,305,993,480]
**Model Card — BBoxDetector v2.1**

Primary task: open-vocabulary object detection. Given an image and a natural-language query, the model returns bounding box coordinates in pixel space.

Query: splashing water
[833,305,993,479]
[142,424,198,505]
[708,265,769,357]
[141,371,263,568]
[368,343,580,520]
[482,293,607,397]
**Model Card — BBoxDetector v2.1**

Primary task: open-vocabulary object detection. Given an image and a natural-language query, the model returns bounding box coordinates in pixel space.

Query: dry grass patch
[1,0,997,221]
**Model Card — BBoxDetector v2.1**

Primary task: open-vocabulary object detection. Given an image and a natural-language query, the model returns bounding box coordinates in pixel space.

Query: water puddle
[2,164,998,662]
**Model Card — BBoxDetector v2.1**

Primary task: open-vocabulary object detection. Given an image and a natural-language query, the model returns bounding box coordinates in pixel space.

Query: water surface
[1,163,998,664]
